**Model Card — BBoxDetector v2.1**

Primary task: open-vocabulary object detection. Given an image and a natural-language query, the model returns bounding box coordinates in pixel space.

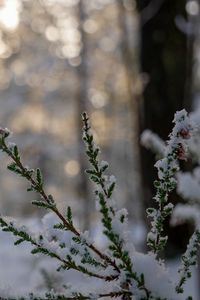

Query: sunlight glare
[83,19,98,34]
[0,0,20,30]
[46,0,79,7]
[60,28,81,43]
[62,44,81,58]
[45,26,59,42]
[64,160,80,177]
[89,89,108,108]
[0,40,7,55]
[186,0,199,15]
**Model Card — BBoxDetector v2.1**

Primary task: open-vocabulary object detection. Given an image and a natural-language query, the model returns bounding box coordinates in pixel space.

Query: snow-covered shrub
[0,110,199,300]
[141,107,200,228]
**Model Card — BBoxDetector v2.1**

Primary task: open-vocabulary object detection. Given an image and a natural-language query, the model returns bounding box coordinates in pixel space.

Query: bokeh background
[0,0,144,226]
[0,0,200,297]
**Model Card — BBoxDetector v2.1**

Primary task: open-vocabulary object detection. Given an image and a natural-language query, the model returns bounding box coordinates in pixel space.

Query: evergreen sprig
[0,126,119,275]
[82,112,151,299]
[147,110,192,255]
[0,125,134,299]
[176,230,200,294]
[0,111,199,300]
[0,216,110,282]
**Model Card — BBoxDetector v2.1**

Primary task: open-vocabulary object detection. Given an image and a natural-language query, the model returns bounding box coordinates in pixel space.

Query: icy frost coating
[171,203,200,228]
[141,129,165,158]
[0,110,199,300]
[147,110,193,254]
[177,170,200,202]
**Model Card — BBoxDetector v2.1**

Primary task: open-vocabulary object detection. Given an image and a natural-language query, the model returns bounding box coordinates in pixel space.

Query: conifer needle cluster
[0,110,199,300]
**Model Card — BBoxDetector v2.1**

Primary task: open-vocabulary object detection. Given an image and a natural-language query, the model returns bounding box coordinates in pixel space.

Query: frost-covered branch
[0,119,152,299]
[3,290,133,300]
[177,169,200,204]
[0,127,121,273]
[175,230,200,294]
[0,128,126,293]
[82,112,151,299]
[0,110,199,300]
[0,216,113,282]
[141,129,165,158]
[171,204,200,228]
[147,110,192,255]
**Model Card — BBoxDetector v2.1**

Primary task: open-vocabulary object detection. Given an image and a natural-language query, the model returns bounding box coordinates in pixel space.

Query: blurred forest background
[0,0,200,253]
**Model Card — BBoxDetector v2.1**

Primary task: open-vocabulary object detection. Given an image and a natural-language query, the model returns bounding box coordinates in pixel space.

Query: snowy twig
[0,110,198,300]
[141,129,165,158]
[0,121,150,299]
[0,128,121,283]
[147,110,193,255]
[82,112,151,299]
[176,230,200,294]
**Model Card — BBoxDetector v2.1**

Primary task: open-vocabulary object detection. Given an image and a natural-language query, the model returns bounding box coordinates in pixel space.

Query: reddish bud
[179,129,191,139]
[176,143,187,160]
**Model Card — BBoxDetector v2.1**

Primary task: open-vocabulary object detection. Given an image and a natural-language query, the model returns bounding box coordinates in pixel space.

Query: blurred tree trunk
[190,0,200,105]
[75,0,91,229]
[116,0,145,222]
[135,0,193,255]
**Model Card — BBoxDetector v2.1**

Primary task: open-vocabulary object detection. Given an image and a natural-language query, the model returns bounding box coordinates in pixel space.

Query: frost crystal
[172,204,200,228]
[148,109,193,254]
[141,129,165,157]
[177,171,200,202]
[0,110,199,299]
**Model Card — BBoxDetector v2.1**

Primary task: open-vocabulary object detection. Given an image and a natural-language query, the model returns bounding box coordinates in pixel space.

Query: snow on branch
[141,129,165,158]
[176,230,200,294]
[0,110,199,300]
[147,109,193,255]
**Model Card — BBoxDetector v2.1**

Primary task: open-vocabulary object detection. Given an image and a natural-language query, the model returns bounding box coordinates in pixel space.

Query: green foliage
[0,111,199,300]
[176,230,200,294]
[66,207,73,225]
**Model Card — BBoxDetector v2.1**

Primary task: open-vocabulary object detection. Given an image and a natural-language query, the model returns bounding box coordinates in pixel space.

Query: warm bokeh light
[60,28,81,43]
[186,0,199,15]
[46,0,79,7]
[0,0,20,30]
[83,19,98,34]
[11,103,48,133]
[89,89,108,108]
[0,39,7,56]
[45,26,59,42]
[0,0,199,297]
[64,160,80,177]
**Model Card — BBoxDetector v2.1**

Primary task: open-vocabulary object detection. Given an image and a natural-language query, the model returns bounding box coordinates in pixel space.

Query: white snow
[0,217,198,299]
[141,129,165,157]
